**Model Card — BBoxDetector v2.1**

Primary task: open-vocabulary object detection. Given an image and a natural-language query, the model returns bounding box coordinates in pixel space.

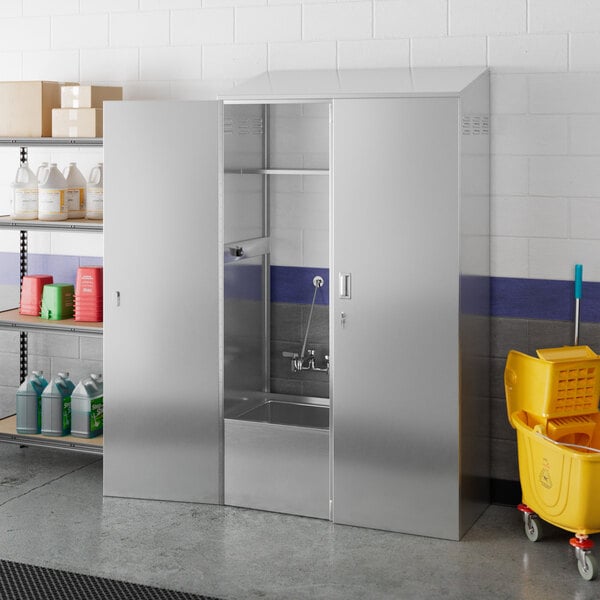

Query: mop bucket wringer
[505,345,600,581]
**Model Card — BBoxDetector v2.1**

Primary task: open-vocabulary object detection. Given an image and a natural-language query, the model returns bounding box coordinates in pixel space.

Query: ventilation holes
[461,115,489,136]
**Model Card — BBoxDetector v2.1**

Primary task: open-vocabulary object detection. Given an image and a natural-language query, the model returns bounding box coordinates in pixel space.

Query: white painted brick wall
[25,0,78,17]
[236,5,301,43]
[0,51,22,79]
[570,33,600,71]
[171,8,234,46]
[23,50,80,81]
[488,34,568,71]
[529,0,600,33]
[338,39,409,69]
[411,36,486,68]
[0,0,599,279]
[374,0,447,39]
[0,17,49,50]
[303,2,372,41]
[450,0,526,36]
[111,11,170,48]
[52,14,109,49]
[270,41,337,70]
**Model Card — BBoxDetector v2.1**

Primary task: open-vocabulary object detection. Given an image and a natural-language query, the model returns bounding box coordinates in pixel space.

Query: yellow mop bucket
[505,345,600,580]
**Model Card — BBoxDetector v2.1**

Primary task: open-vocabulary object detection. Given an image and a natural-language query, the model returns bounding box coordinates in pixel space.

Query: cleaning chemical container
[16,371,48,434]
[63,162,86,219]
[36,162,48,181]
[10,161,38,220]
[38,163,67,221]
[71,374,103,438]
[20,274,53,316]
[40,283,74,320]
[74,265,103,322]
[86,163,103,220]
[41,372,75,436]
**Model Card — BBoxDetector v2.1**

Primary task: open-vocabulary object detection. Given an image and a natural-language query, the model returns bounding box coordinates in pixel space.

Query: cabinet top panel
[219,67,488,102]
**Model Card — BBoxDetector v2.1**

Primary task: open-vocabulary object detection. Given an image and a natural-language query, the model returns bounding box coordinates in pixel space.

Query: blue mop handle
[575,264,583,300]
[574,264,582,346]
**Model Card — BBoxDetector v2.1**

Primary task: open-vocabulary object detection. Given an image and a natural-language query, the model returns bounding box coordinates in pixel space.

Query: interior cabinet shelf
[0,215,103,232]
[0,308,102,335]
[0,137,102,147]
[225,168,329,176]
[0,415,102,454]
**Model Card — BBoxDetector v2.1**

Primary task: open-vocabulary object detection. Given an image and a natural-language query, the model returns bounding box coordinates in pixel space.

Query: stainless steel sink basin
[236,400,329,429]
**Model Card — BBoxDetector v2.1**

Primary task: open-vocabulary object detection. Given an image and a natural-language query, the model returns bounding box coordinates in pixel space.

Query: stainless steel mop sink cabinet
[103,67,490,541]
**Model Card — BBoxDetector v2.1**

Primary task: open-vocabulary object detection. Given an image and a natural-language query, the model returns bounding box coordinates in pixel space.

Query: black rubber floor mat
[0,559,224,600]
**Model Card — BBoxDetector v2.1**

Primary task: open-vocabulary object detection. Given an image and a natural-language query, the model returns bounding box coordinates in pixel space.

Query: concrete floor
[0,444,598,600]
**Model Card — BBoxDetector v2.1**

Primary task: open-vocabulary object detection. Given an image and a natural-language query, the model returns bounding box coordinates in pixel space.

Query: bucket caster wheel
[518,504,543,542]
[524,513,543,542]
[577,553,598,581]
[571,535,598,581]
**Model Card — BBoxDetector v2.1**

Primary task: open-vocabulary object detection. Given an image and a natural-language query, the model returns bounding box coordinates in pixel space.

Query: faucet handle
[282,351,299,358]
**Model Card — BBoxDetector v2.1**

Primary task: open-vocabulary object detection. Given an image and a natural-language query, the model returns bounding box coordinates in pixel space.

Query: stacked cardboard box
[52,85,122,138]
[0,81,64,137]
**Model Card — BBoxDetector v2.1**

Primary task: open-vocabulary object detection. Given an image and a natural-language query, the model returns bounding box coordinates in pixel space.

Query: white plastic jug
[41,371,75,436]
[86,163,103,220]
[63,162,86,219]
[16,370,48,434]
[36,162,48,183]
[10,161,38,220]
[71,373,103,438]
[38,163,68,221]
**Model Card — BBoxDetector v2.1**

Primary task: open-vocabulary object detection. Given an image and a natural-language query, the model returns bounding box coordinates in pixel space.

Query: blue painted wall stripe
[2,252,599,321]
[491,276,600,322]
[271,266,329,305]
[0,252,103,286]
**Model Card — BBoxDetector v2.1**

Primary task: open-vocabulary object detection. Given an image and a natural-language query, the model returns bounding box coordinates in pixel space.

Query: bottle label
[13,188,38,218]
[66,188,85,212]
[63,397,71,432]
[87,188,103,218]
[90,397,103,432]
[39,189,66,216]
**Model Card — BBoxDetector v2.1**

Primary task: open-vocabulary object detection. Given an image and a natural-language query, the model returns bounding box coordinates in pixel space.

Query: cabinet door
[103,101,222,503]
[331,98,460,539]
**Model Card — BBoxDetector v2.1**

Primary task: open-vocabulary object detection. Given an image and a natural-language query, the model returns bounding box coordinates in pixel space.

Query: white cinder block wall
[0,0,599,277]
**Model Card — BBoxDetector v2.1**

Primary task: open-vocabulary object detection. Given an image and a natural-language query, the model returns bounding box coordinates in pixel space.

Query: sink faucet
[282,349,329,374]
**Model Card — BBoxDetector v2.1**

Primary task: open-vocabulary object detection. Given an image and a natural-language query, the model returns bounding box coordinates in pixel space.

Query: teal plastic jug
[16,371,48,434]
[41,372,75,436]
[71,374,103,438]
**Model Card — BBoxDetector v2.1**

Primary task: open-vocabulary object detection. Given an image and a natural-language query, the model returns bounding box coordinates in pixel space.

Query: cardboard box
[0,81,63,137]
[52,108,103,138]
[61,85,122,109]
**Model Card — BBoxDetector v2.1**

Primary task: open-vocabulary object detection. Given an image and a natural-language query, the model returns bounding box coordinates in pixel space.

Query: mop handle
[574,264,583,346]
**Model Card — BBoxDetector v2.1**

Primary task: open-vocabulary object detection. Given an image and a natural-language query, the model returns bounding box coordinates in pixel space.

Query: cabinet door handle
[339,273,351,299]
[115,291,120,307]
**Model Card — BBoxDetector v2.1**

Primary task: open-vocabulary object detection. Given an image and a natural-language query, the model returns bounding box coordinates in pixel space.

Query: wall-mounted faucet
[283,349,329,373]
[282,275,329,374]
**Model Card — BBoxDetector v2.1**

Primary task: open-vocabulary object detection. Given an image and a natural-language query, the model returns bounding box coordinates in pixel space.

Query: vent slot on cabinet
[224,116,264,136]
[461,115,489,136]
[238,117,264,136]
